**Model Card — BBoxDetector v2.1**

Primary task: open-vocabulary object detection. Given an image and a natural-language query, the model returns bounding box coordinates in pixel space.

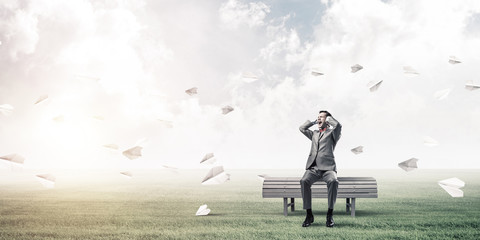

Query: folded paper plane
[200,153,216,164]
[35,95,49,105]
[222,106,234,115]
[196,204,211,216]
[0,104,14,116]
[36,173,56,188]
[202,166,230,185]
[398,158,418,172]
[351,64,363,73]
[423,136,438,147]
[434,89,451,100]
[0,154,25,165]
[92,115,104,121]
[465,80,480,91]
[103,144,119,150]
[257,174,268,181]
[53,115,64,122]
[448,56,461,64]
[122,146,142,160]
[242,72,259,83]
[438,177,464,197]
[367,80,383,92]
[162,165,178,170]
[351,146,363,155]
[311,68,324,76]
[185,87,198,96]
[120,171,133,178]
[403,66,419,75]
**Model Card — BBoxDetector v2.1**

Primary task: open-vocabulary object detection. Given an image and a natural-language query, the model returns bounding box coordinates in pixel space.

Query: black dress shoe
[302,215,314,227]
[326,215,334,227]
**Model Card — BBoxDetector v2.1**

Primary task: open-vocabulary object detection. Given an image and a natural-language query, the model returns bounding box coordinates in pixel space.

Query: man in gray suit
[299,110,342,228]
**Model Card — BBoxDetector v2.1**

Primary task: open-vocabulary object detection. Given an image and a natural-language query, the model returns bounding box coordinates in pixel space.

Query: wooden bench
[262,177,378,217]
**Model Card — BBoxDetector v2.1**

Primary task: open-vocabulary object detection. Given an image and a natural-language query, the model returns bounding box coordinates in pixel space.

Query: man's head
[317,110,332,129]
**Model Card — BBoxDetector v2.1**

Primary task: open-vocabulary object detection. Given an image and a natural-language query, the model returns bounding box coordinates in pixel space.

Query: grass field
[0,168,479,239]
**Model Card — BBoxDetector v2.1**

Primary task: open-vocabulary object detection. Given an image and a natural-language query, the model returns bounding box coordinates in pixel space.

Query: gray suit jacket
[299,116,342,171]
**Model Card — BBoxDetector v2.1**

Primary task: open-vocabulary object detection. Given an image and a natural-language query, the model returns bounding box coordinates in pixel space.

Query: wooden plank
[263,193,378,198]
[262,189,377,194]
[264,177,376,181]
[263,184,378,189]
[263,181,377,185]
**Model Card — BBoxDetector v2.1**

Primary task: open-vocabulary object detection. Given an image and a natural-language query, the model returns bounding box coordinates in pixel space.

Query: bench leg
[351,198,356,217]
[346,198,351,212]
[283,198,288,216]
[291,198,295,212]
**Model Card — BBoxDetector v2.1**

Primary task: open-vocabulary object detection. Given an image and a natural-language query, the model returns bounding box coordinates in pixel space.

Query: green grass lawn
[1,169,479,239]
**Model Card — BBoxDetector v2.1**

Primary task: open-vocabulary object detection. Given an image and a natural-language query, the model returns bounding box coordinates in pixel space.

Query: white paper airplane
[34,95,49,105]
[465,80,480,91]
[36,173,56,188]
[103,144,119,150]
[120,171,133,178]
[122,146,142,160]
[242,72,259,83]
[351,64,363,73]
[92,115,104,121]
[448,56,461,64]
[162,165,178,170]
[434,89,451,100]
[311,68,324,76]
[221,106,234,115]
[351,146,363,155]
[195,204,211,216]
[438,177,465,197]
[423,136,439,147]
[200,153,216,164]
[0,104,14,116]
[398,158,418,172]
[0,154,25,165]
[403,66,419,75]
[367,80,383,92]
[202,166,230,185]
[185,87,198,96]
[52,115,64,122]
[257,174,268,181]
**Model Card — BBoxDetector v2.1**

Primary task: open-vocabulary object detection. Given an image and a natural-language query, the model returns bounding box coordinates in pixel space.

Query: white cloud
[0,2,40,61]
[219,0,270,28]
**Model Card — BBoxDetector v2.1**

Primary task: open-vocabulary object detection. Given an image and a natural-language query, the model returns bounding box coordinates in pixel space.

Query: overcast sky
[1,0,480,170]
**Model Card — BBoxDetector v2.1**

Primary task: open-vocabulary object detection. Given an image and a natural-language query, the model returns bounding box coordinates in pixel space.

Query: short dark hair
[319,110,332,117]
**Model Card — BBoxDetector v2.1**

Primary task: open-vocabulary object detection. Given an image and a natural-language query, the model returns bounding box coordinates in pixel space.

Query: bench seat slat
[262,188,377,193]
[263,181,377,185]
[263,184,378,189]
[263,193,378,198]
[264,177,376,181]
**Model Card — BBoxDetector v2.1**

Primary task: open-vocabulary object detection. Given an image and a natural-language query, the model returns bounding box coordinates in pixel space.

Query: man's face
[317,112,327,128]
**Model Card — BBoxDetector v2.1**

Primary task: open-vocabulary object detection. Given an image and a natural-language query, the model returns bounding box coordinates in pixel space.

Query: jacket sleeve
[299,120,315,140]
[326,116,342,143]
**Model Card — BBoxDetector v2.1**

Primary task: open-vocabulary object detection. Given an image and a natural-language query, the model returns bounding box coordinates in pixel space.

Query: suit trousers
[300,169,338,210]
